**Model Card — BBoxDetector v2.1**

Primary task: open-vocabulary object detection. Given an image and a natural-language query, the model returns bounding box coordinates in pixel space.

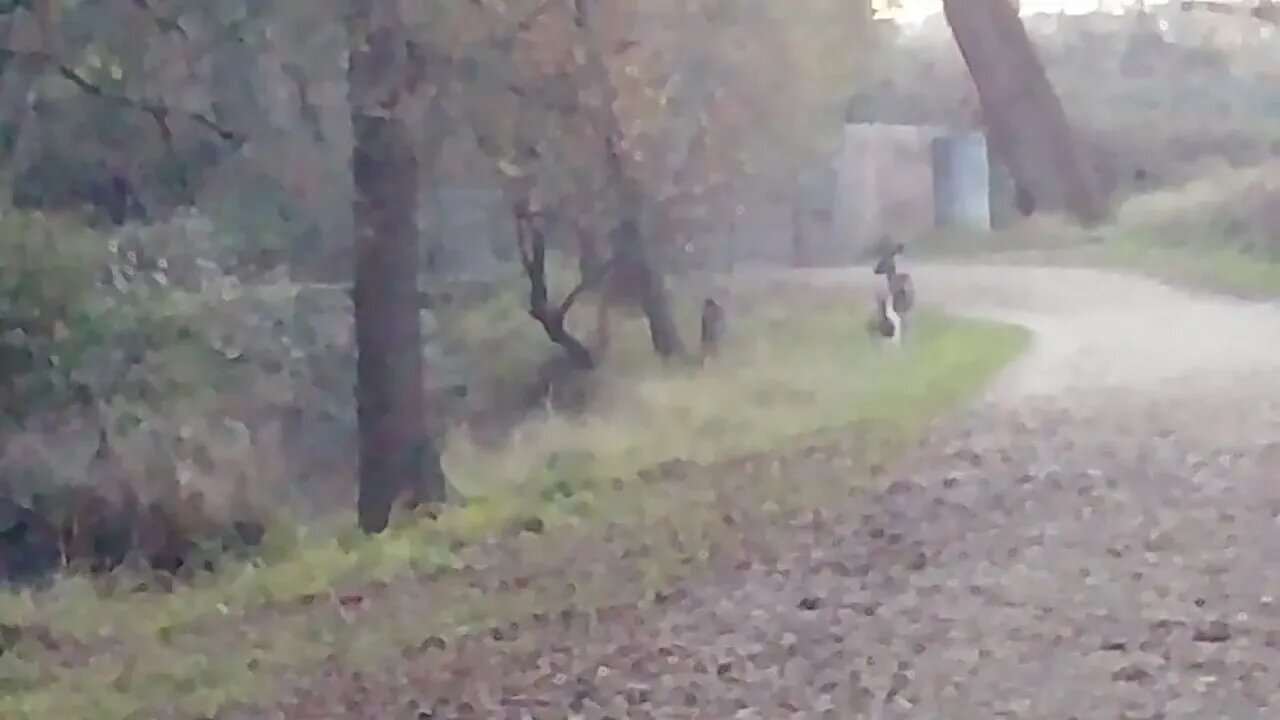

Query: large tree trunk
[943,0,1105,225]
[573,0,686,359]
[347,3,447,534]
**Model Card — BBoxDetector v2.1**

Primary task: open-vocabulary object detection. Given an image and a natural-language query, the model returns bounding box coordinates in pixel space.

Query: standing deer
[700,296,726,362]
[867,241,915,344]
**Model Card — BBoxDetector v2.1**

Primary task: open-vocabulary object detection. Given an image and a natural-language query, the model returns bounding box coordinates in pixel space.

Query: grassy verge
[918,227,1280,299]
[913,163,1280,299]
[0,285,1027,720]
[1064,237,1280,299]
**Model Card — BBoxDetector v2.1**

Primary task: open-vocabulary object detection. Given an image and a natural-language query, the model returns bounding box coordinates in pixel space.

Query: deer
[867,240,915,344]
[699,296,726,362]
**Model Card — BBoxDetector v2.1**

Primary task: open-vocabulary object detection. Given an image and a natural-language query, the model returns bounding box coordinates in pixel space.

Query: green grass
[979,234,1280,300]
[914,219,1280,300]
[1070,236,1280,298]
[912,163,1280,299]
[931,236,1280,297]
[0,285,1027,720]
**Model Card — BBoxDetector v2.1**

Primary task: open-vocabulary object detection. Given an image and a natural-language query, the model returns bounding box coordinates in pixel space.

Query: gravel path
[263,265,1280,719]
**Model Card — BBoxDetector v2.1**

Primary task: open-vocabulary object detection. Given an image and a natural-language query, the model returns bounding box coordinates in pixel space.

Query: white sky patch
[880,0,1184,27]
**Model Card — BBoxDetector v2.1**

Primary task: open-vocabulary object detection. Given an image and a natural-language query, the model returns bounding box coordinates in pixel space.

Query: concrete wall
[833,122,944,259]
[830,122,1020,260]
[931,131,992,232]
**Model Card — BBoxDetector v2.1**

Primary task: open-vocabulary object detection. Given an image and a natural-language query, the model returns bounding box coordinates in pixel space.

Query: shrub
[1115,162,1280,259]
[0,210,472,582]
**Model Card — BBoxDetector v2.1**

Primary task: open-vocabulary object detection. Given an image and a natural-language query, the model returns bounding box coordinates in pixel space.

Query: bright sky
[885,0,1176,25]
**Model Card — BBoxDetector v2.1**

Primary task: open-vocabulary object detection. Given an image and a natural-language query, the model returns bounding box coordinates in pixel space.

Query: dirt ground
[254,265,1280,719]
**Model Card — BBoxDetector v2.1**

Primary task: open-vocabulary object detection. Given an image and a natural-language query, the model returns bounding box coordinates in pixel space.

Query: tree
[564,0,685,359]
[512,194,602,369]
[943,0,1106,225]
[478,0,871,359]
[346,0,446,534]
[446,0,689,361]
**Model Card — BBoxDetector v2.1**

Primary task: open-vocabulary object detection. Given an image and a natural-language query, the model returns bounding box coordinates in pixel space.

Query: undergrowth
[0,286,1026,720]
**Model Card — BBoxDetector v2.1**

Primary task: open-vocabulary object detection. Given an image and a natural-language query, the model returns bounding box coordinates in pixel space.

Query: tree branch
[0,47,243,144]
[512,201,597,369]
[557,254,616,317]
[400,0,557,110]
[128,0,190,39]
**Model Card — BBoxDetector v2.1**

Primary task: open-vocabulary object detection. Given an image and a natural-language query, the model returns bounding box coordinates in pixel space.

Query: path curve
[782,263,1280,403]
[721,263,1280,717]
[262,265,1280,719]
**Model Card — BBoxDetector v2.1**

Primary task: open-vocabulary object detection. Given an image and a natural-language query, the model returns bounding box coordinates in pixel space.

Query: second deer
[867,241,915,344]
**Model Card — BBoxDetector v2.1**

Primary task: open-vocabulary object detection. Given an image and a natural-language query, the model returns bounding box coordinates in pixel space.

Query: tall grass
[0,285,1026,720]
[914,162,1280,298]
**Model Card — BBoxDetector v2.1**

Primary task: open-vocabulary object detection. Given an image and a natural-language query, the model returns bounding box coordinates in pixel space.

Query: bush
[1115,162,1280,259]
[0,213,310,502]
[0,210,475,582]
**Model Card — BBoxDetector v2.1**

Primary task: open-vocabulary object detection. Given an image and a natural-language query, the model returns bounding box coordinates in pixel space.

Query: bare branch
[0,47,243,144]
[556,254,616,317]
[512,201,596,369]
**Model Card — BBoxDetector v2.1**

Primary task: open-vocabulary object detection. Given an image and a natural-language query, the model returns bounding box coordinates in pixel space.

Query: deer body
[700,297,726,360]
[869,242,914,343]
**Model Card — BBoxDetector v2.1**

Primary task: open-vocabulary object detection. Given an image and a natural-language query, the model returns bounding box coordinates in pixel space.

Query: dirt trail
[703,264,1280,717]
[796,264,1280,402]
[261,265,1280,719]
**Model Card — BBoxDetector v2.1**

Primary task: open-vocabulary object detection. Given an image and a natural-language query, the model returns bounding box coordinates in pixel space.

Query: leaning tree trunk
[347,3,447,534]
[573,0,686,359]
[943,0,1105,225]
